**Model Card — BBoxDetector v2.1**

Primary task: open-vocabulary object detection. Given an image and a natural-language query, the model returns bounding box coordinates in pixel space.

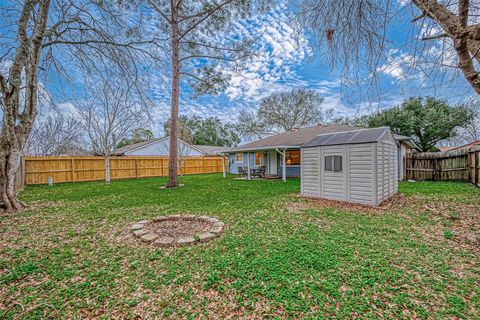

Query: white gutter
[220,145,300,153]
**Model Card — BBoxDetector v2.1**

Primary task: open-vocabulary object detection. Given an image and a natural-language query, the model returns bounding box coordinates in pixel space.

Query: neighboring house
[301,127,398,206]
[394,134,420,181]
[438,146,455,152]
[223,124,416,181]
[447,140,480,151]
[113,137,225,156]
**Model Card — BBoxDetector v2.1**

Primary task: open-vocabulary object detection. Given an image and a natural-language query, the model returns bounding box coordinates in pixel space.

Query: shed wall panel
[301,147,320,196]
[348,143,375,205]
[321,146,346,201]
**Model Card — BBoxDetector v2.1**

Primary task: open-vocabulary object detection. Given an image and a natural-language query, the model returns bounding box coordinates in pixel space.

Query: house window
[236,153,243,163]
[255,152,264,166]
[325,155,342,172]
[285,150,300,165]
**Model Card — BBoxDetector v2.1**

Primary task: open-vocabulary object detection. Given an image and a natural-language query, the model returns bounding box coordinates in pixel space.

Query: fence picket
[405,147,480,187]
[19,155,228,186]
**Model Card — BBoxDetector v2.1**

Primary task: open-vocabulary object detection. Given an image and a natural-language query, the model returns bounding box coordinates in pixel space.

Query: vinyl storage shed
[300,127,398,206]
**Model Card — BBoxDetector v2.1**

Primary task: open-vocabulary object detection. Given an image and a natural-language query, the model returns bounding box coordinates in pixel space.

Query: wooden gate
[405,147,479,186]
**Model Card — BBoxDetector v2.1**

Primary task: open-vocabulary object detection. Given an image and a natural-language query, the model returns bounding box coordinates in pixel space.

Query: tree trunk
[0,138,24,212]
[105,157,111,184]
[166,3,180,188]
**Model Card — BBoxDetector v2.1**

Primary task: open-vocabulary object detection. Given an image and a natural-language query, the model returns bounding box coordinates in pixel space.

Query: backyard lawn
[1,174,479,319]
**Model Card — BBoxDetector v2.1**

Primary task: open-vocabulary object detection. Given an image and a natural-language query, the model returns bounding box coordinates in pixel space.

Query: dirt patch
[289,193,409,215]
[130,215,225,247]
[145,219,212,239]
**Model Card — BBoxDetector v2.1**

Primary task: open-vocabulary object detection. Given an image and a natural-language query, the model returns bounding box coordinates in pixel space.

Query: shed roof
[228,124,360,152]
[302,127,391,148]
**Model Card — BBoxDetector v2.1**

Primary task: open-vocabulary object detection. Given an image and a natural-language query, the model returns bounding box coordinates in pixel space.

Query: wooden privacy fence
[19,156,228,186]
[405,147,480,186]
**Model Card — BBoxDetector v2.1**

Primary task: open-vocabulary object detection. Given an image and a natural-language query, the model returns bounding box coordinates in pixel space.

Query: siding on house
[228,151,301,177]
[125,139,204,156]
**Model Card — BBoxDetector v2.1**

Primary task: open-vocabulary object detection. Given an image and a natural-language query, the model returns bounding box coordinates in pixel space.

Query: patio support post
[275,148,287,182]
[221,154,226,178]
[247,152,251,180]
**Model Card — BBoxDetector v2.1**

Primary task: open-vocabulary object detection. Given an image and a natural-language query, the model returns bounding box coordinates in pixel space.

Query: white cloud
[377,49,416,80]
[224,2,312,101]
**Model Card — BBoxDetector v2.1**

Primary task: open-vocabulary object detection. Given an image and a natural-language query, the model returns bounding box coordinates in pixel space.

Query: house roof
[302,127,391,148]
[113,138,166,155]
[448,140,480,151]
[437,146,455,152]
[228,124,360,152]
[113,137,228,156]
[191,145,232,156]
[394,134,421,150]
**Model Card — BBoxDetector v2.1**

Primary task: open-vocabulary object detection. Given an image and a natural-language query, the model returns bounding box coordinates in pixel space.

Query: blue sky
[142,0,474,134]
[2,0,476,137]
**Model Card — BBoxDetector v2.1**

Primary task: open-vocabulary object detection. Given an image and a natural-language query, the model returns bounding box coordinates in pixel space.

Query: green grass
[1,175,479,319]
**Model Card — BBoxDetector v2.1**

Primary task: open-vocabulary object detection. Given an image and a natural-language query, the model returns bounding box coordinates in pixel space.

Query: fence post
[161,158,164,177]
[475,149,479,187]
[433,157,438,181]
[135,159,138,179]
[71,158,75,183]
[21,156,26,187]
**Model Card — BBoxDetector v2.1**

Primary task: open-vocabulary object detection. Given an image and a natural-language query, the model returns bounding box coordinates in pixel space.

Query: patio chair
[258,166,266,178]
[238,166,247,177]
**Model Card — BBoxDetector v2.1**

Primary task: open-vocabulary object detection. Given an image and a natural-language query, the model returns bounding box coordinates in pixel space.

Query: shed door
[321,146,347,201]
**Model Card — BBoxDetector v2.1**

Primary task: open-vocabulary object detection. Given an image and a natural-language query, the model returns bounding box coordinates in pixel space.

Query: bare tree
[453,96,480,144]
[236,89,330,140]
[0,0,154,211]
[298,0,480,96]
[25,113,84,156]
[78,78,146,183]
[236,110,275,141]
[145,0,261,187]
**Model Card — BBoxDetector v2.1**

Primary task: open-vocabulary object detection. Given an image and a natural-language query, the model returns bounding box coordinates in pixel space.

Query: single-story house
[222,124,417,181]
[394,134,420,181]
[301,127,398,206]
[113,137,226,156]
[446,140,480,151]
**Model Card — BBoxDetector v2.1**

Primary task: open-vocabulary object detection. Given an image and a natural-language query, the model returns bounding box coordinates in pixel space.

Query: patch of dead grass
[289,193,480,255]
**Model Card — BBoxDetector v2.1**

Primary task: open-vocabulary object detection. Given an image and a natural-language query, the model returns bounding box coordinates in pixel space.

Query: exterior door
[268,151,277,175]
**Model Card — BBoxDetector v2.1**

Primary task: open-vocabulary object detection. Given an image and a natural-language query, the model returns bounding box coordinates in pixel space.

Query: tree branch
[179,40,244,52]
[179,53,248,62]
[422,32,447,40]
[147,0,172,23]
[178,0,236,40]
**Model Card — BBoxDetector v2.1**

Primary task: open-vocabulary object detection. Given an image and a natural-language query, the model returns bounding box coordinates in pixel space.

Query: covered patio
[220,146,301,182]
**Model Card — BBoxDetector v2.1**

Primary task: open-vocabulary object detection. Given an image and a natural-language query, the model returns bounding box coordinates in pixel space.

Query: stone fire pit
[130,215,224,247]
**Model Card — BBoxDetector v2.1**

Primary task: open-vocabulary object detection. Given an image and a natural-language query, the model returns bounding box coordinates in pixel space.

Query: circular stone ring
[130,215,225,247]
